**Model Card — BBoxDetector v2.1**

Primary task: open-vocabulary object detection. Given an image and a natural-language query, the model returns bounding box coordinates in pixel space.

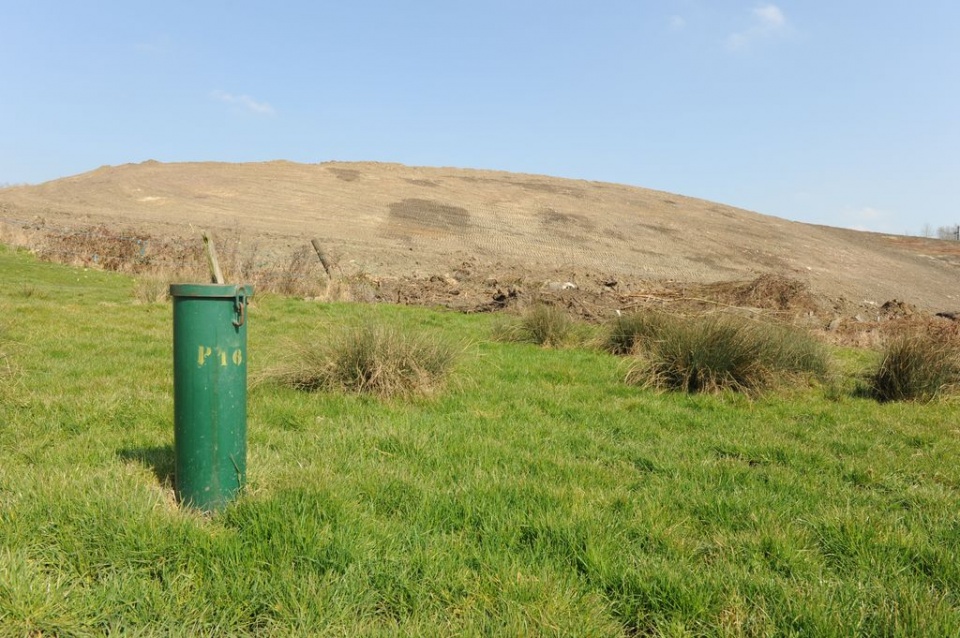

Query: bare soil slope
[1,160,958,315]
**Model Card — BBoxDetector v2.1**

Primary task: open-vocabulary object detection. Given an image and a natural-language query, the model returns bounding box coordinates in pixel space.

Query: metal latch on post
[233,287,247,327]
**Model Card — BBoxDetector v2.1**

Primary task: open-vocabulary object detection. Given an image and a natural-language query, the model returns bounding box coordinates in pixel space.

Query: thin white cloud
[726,3,789,51]
[210,90,275,116]
[669,15,687,30]
[754,4,785,29]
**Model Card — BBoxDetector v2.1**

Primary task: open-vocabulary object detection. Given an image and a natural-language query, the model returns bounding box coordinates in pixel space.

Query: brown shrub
[38,224,151,272]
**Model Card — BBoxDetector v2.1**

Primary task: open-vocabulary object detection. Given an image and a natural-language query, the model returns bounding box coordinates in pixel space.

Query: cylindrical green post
[170,284,253,511]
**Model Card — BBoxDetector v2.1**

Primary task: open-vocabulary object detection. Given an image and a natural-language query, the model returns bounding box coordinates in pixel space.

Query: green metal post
[170,283,253,511]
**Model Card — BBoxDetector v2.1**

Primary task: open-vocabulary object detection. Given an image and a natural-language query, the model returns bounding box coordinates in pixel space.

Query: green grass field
[1,245,959,636]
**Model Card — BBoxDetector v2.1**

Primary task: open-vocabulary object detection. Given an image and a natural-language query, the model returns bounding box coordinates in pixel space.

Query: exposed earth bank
[1,160,958,336]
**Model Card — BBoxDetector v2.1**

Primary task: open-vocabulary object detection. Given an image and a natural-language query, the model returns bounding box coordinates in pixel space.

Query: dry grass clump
[868,332,960,403]
[271,323,459,398]
[492,303,574,347]
[254,246,330,298]
[699,274,818,314]
[623,312,829,394]
[132,272,171,303]
[0,220,42,251]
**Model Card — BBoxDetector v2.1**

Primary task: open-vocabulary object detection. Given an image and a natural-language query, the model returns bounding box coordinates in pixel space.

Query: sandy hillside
[1,160,958,314]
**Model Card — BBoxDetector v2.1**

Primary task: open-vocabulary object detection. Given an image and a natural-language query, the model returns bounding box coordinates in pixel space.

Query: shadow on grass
[118,445,175,486]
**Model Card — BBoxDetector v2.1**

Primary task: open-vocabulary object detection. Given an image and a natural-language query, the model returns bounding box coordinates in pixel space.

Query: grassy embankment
[1,245,959,636]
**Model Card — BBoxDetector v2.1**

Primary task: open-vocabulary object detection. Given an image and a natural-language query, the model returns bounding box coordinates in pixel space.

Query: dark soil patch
[328,168,361,182]
[388,199,471,233]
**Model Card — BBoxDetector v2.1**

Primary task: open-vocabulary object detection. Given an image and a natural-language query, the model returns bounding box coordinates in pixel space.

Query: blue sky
[2,1,958,235]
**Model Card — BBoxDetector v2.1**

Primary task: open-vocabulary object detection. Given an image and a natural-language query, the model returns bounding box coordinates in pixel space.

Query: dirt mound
[878,299,917,319]
[697,274,820,314]
[821,312,960,350]
[1,160,959,324]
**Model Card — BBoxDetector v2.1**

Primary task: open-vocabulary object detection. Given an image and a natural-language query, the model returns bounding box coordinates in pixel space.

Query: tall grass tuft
[493,303,573,347]
[625,312,829,394]
[602,311,674,355]
[132,271,170,303]
[868,333,960,402]
[272,323,459,398]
